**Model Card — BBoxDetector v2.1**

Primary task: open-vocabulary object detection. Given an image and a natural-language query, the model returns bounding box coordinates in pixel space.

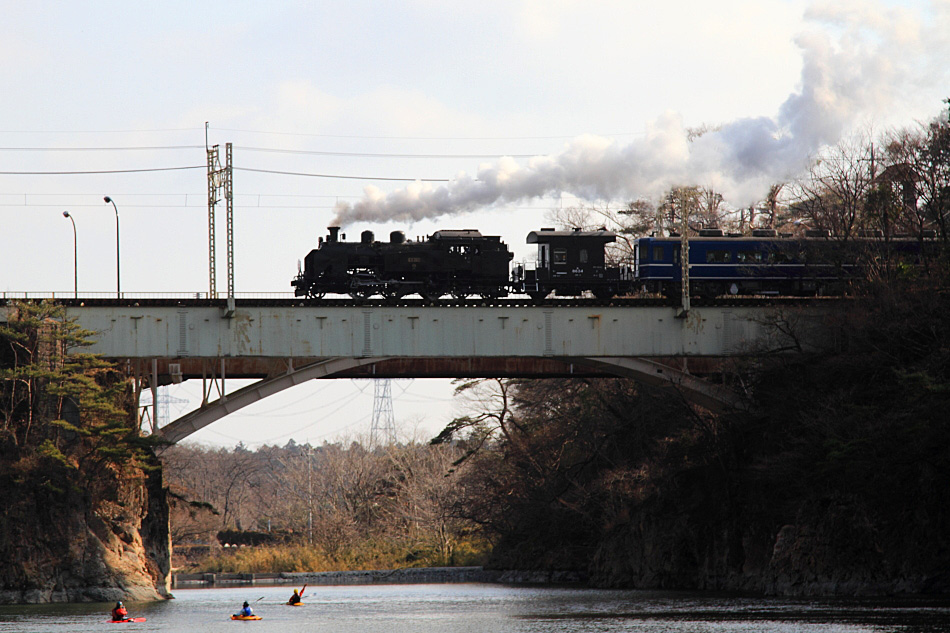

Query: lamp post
[104,196,120,298]
[63,211,77,298]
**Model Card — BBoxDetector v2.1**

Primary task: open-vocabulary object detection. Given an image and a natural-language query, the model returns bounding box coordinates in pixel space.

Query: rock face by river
[585,494,950,596]
[0,459,171,604]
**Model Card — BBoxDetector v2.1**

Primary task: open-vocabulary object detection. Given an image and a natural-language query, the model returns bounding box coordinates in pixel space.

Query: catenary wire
[0,145,205,151]
[0,166,204,175]
[214,126,646,140]
[236,146,539,159]
[234,167,451,182]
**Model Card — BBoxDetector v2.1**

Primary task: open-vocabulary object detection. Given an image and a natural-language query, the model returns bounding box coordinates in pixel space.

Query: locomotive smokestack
[327,226,340,243]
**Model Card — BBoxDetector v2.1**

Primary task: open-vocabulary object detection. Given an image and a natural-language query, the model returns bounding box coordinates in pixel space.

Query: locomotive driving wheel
[420,290,444,304]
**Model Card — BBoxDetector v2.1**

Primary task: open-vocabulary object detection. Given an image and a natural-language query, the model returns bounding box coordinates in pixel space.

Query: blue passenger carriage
[634,228,869,297]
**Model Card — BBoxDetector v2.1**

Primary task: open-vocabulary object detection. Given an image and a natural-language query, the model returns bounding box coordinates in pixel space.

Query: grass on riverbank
[184,538,490,574]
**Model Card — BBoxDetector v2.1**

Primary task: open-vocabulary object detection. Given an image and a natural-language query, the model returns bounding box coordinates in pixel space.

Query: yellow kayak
[231,614,262,620]
[286,602,304,606]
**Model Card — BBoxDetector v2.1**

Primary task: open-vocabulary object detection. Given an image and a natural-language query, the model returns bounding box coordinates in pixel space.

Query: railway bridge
[4,297,822,443]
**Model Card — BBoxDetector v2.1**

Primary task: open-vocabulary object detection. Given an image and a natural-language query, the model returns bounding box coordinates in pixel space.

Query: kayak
[231,615,262,620]
[286,602,304,606]
[108,618,146,623]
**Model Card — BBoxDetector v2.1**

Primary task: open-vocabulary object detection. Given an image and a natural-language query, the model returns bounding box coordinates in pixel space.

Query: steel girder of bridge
[60,303,794,442]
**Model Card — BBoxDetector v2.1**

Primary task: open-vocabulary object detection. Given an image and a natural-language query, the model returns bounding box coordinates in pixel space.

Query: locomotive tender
[293,225,928,301]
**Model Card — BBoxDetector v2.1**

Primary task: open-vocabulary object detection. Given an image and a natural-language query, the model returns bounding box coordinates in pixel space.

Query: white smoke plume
[332,0,946,228]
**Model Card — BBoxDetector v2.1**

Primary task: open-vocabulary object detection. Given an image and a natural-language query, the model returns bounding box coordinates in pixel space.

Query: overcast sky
[2,0,947,447]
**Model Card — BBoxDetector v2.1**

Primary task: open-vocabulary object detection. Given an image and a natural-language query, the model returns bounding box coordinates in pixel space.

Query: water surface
[1,584,948,632]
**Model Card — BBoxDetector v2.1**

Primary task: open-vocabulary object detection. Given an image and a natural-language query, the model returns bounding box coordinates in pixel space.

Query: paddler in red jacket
[111,601,128,621]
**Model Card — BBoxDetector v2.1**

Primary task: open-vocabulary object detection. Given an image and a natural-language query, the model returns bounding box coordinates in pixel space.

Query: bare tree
[788,130,877,239]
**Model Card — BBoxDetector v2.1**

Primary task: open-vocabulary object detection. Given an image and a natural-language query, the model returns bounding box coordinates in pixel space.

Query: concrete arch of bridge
[567,357,745,413]
[155,356,744,444]
[155,357,390,444]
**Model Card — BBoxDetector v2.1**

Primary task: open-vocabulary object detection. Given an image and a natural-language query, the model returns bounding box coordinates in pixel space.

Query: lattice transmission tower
[140,386,189,432]
[370,379,397,448]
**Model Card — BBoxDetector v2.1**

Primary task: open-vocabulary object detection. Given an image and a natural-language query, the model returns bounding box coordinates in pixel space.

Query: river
[1,584,949,632]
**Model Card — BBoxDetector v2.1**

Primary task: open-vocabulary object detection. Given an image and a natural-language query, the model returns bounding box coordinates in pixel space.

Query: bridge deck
[55,303,787,360]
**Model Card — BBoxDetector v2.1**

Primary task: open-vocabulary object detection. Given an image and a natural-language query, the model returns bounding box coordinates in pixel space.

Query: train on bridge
[291,225,932,301]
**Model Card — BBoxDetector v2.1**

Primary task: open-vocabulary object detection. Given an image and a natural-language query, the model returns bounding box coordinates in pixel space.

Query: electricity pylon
[370,379,396,448]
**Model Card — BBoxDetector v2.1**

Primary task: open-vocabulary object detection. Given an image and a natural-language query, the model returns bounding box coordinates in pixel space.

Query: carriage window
[652,246,664,261]
[706,250,732,263]
[737,251,763,263]
[553,248,568,264]
[579,249,588,263]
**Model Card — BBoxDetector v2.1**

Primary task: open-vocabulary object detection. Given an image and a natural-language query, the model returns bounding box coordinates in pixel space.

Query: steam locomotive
[291,226,632,300]
[292,226,513,300]
[292,225,932,301]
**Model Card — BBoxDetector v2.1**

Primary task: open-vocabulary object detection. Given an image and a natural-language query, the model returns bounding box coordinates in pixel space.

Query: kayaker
[238,601,254,617]
[111,601,128,621]
[288,589,301,605]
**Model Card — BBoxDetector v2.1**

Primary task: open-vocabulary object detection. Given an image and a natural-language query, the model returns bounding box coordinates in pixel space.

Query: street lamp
[104,196,120,298]
[63,211,77,298]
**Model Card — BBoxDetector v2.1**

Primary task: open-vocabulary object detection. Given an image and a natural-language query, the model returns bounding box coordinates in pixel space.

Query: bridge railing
[1,291,297,300]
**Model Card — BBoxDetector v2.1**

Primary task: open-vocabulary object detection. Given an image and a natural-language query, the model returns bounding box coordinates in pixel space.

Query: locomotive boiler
[292,226,513,300]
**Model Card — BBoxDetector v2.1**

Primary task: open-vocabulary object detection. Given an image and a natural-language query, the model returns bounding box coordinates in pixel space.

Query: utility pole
[307,443,313,545]
[671,192,690,314]
[370,379,397,449]
[206,123,234,313]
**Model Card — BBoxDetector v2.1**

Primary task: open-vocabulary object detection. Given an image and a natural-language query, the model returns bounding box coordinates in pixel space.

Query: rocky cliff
[0,449,171,604]
[586,492,950,596]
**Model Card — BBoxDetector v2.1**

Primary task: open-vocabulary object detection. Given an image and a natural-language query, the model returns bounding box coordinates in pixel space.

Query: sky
[2,0,948,448]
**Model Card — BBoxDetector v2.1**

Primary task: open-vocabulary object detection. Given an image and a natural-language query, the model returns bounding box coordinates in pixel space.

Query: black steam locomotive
[292,226,513,300]
[292,226,633,300]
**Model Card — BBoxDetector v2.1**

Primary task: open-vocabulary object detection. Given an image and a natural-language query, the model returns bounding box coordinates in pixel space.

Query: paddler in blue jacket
[239,601,254,617]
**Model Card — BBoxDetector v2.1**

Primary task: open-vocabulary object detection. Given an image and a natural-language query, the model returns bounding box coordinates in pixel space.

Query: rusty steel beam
[145,356,734,385]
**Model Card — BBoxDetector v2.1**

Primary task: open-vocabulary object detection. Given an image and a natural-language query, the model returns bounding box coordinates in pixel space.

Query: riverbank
[172,567,586,589]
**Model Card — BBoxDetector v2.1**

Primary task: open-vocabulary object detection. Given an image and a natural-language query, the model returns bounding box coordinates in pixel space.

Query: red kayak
[108,617,146,623]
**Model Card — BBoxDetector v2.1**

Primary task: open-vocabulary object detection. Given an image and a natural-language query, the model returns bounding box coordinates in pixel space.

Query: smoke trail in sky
[332,0,946,228]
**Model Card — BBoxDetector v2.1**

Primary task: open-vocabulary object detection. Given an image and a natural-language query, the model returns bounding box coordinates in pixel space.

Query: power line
[0,166,204,175]
[0,145,204,152]
[235,167,451,182]
[0,144,537,159]
[237,146,539,159]
[215,126,645,141]
[0,127,202,134]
